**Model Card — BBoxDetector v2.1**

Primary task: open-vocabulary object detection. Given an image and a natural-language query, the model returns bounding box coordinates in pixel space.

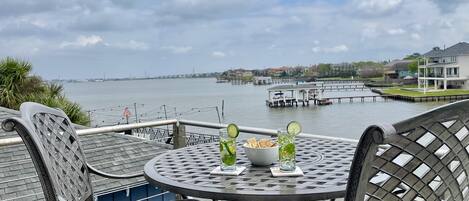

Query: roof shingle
[424,42,469,57]
[0,107,170,200]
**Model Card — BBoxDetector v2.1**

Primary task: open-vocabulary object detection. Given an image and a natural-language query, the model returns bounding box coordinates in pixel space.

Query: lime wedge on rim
[226,123,239,138]
[287,121,302,136]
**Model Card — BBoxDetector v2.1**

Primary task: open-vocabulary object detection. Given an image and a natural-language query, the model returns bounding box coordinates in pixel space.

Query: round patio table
[144,137,356,201]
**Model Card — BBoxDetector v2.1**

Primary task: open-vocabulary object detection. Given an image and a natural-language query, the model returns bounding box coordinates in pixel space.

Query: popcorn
[246,138,276,148]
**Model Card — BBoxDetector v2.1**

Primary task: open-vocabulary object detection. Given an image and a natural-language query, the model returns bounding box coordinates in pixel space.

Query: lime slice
[287,121,302,136]
[226,123,239,138]
[223,142,235,155]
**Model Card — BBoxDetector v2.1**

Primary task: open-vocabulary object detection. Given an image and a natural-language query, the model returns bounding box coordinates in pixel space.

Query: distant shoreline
[52,76,218,83]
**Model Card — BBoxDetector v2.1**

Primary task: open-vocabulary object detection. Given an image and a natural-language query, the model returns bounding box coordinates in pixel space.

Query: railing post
[173,122,186,149]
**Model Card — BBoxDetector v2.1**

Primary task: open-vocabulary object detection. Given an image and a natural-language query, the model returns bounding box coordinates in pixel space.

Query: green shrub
[0,57,90,125]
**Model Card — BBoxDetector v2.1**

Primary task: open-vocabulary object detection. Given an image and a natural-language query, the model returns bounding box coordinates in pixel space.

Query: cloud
[361,24,380,39]
[312,45,349,53]
[324,45,349,53]
[411,33,421,40]
[60,35,103,48]
[211,51,226,58]
[113,40,149,50]
[429,0,467,12]
[387,28,406,35]
[155,0,263,24]
[311,47,321,53]
[353,0,403,16]
[60,36,148,50]
[3,0,469,79]
[162,46,193,54]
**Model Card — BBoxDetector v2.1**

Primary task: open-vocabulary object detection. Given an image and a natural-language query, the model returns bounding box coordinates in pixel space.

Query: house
[0,107,175,201]
[384,60,414,83]
[418,42,469,90]
[253,76,273,85]
[267,67,292,77]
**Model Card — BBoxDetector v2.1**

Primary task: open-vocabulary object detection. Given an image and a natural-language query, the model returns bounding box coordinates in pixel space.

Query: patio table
[144,137,356,201]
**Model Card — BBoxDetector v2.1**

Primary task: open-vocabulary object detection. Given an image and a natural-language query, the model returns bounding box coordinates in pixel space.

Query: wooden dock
[266,82,370,107]
[266,95,396,107]
[319,95,394,103]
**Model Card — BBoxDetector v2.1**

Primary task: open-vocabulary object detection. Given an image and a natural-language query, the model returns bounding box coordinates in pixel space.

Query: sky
[1,0,469,79]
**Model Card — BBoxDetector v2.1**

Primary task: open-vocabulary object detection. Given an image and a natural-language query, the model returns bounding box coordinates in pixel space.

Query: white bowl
[243,144,279,166]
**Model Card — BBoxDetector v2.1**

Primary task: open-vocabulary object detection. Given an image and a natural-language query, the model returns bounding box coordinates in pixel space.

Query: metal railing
[0,119,357,148]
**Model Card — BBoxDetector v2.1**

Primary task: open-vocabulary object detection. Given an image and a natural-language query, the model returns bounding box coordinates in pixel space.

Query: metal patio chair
[346,99,469,201]
[1,102,144,201]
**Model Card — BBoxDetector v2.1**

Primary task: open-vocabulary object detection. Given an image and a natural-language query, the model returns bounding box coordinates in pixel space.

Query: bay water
[63,78,444,140]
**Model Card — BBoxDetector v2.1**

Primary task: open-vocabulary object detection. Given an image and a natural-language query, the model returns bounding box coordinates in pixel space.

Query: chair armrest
[87,163,143,179]
[345,124,396,201]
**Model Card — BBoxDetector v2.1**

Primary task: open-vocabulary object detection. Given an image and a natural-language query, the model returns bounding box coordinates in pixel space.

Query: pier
[321,95,394,103]
[266,82,371,107]
[265,81,403,107]
[266,95,394,107]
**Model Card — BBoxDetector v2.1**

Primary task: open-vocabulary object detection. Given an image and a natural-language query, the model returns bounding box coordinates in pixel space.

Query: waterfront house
[384,59,414,83]
[267,66,292,77]
[418,42,469,90]
[384,60,412,79]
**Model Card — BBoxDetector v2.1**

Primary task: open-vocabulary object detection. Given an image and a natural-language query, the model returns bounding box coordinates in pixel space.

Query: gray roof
[424,42,469,57]
[384,60,412,71]
[0,107,170,200]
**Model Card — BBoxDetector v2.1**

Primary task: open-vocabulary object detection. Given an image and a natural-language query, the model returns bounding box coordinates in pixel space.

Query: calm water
[63,78,444,140]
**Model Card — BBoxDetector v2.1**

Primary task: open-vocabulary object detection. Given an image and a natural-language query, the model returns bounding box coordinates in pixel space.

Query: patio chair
[346,99,469,201]
[1,102,145,201]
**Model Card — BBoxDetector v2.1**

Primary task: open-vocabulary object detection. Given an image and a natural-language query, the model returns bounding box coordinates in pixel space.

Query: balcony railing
[426,73,444,78]
[0,118,357,149]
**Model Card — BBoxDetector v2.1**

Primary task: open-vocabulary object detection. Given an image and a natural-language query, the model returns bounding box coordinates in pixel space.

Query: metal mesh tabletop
[144,137,356,201]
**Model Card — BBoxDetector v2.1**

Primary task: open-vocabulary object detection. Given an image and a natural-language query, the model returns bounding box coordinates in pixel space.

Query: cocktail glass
[278,129,296,172]
[219,129,237,171]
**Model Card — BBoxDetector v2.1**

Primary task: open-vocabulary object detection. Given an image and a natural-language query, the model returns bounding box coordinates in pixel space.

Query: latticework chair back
[346,100,469,201]
[2,102,93,201]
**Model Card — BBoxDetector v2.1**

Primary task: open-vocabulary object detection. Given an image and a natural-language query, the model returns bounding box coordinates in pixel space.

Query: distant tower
[192,67,196,74]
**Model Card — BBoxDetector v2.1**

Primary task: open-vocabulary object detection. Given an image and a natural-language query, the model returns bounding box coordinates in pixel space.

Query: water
[62,78,445,140]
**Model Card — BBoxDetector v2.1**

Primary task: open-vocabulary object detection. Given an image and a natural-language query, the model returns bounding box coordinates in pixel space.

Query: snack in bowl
[243,138,279,166]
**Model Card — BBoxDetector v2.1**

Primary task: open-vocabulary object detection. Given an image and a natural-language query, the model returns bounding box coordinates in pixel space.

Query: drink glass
[278,129,296,172]
[219,129,237,171]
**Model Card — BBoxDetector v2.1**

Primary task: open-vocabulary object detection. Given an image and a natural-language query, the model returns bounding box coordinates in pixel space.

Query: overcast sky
[1,0,469,79]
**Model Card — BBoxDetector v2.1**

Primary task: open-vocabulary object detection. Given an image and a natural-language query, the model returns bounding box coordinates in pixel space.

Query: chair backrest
[1,102,93,201]
[346,100,469,201]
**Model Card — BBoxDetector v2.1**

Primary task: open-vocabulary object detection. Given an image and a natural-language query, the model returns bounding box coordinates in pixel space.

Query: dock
[322,95,394,103]
[266,82,371,107]
[266,95,394,107]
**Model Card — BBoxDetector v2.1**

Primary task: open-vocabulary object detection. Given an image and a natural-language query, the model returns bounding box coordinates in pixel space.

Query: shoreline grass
[382,87,469,97]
